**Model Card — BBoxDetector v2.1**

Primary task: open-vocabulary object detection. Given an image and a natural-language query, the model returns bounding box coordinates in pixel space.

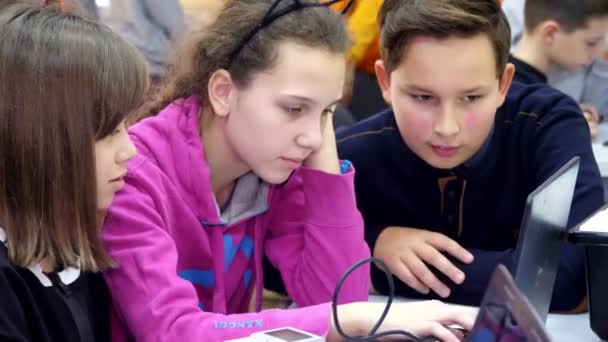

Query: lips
[430,144,460,158]
[281,157,304,169]
[109,172,127,183]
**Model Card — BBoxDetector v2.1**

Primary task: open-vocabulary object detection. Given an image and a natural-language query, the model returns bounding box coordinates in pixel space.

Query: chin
[257,170,294,185]
[429,161,461,170]
[97,196,115,211]
[97,203,111,211]
[423,156,465,170]
[562,62,585,72]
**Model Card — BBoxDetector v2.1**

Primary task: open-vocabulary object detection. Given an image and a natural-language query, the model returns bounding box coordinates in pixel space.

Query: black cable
[331,257,423,341]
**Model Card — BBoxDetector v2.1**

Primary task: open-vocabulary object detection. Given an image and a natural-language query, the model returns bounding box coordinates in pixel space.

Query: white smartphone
[248,327,324,342]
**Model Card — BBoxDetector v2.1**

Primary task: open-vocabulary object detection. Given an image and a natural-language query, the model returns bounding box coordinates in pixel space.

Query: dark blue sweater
[337,82,604,311]
[509,55,548,85]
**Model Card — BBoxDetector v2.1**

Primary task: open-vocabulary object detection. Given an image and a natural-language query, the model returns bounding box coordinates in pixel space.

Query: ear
[208,69,235,118]
[375,60,393,105]
[497,63,515,106]
[538,20,560,45]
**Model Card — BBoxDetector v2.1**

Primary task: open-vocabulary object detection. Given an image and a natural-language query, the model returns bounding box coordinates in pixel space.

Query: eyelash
[285,106,304,115]
[323,108,336,116]
[284,106,335,116]
[110,129,120,136]
[410,94,483,103]
[411,94,433,103]
[463,95,482,103]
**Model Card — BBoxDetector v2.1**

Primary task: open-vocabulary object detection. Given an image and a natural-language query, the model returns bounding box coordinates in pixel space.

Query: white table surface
[592,123,608,178]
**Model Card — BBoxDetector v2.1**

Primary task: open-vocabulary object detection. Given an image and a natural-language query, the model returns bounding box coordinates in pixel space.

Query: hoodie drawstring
[210,226,227,314]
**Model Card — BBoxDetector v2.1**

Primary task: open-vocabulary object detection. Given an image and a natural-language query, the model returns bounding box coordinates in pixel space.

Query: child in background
[508,0,608,137]
[102,0,186,83]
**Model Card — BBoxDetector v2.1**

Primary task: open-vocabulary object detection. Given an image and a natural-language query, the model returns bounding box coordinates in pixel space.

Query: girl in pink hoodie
[102,0,474,341]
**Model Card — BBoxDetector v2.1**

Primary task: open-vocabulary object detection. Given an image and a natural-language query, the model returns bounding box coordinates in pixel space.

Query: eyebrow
[280,94,343,108]
[402,84,492,94]
[461,86,492,93]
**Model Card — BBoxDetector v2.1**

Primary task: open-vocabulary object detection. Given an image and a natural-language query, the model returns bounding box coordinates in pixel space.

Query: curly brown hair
[137,0,351,120]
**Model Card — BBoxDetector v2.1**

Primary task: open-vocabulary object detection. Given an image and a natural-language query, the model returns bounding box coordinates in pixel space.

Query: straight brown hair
[378,0,511,77]
[0,3,148,272]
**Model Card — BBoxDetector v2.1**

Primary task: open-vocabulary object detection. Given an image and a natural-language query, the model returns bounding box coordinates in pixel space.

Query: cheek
[558,36,578,50]
[571,44,588,61]
[227,107,288,160]
[463,112,481,132]
[395,108,433,140]
[556,40,585,65]
[394,98,433,128]
[96,165,110,194]
[94,155,107,183]
[463,107,495,139]
[407,115,432,134]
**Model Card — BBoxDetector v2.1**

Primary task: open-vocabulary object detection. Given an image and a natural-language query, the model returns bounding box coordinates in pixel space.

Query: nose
[295,115,324,151]
[116,133,137,164]
[433,104,460,138]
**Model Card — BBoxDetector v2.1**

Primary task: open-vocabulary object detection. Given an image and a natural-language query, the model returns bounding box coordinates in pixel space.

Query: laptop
[511,157,580,323]
[465,265,551,342]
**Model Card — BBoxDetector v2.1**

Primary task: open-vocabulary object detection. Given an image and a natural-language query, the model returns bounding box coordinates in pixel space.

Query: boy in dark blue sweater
[337,0,604,311]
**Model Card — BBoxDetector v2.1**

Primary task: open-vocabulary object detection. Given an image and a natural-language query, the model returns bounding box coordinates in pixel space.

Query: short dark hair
[524,0,608,33]
[0,3,148,272]
[378,0,511,77]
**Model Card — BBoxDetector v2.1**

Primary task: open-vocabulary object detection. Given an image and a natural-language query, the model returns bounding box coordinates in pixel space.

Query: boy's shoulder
[509,55,548,85]
[500,81,581,124]
[336,110,403,167]
[336,109,398,149]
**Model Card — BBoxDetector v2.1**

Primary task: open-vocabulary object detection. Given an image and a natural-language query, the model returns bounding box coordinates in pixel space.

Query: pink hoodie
[102,96,370,341]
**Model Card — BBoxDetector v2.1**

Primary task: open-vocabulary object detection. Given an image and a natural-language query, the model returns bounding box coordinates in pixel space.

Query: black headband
[227,0,355,66]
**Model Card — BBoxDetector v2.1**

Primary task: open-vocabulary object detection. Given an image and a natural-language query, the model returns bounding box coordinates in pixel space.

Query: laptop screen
[466,265,551,342]
[512,157,580,322]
